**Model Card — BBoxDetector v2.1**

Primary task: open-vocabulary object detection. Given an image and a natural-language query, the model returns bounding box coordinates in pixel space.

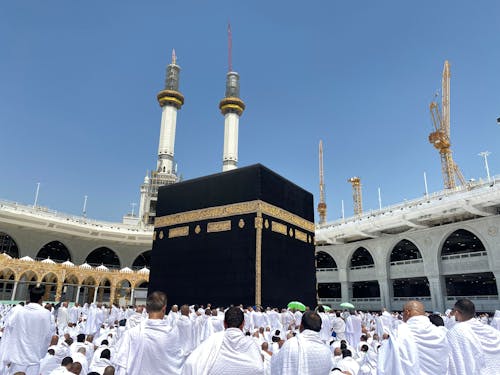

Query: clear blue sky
[1,1,499,222]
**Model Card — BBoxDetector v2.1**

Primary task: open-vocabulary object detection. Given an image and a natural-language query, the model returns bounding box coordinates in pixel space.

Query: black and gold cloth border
[154,199,314,233]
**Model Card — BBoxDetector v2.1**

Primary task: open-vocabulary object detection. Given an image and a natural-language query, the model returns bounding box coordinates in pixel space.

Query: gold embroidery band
[207,220,231,233]
[154,200,314,233]
[295,229,308,243]
[271,221,287,235]
[168,226,189,238]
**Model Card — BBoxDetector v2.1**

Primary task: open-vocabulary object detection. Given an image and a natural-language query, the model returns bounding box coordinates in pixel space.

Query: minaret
[156,49,184,177]
[136,50,185,226]
[219,24,245,172]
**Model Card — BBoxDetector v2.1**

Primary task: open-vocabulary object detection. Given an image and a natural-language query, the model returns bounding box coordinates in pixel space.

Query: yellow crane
[428,60,466,189]
[317,140,327,224]
[348,177,362,216]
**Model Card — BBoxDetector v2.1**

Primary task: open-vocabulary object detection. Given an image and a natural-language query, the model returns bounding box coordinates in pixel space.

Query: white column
[92,287,98,304]
[157,105,178,174]
[11,281,18,301]
[130,288,135,305]
[75,287,81,304]
[222,112,239,171]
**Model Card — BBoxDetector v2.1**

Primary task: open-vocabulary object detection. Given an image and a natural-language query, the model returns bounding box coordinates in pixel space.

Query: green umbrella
[323,305,332,312]
[287,301,306,311]
[340,302,355,309]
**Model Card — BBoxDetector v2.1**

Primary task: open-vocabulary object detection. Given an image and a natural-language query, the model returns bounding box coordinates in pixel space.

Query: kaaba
[148,164,317,308]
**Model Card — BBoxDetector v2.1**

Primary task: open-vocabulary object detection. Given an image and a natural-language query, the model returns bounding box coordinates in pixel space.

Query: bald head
[180,305,190,316]
[403,300,425,322]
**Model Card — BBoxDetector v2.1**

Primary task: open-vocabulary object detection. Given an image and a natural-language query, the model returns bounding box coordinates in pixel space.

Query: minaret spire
[220,24,245,172]
[228,23,232,72]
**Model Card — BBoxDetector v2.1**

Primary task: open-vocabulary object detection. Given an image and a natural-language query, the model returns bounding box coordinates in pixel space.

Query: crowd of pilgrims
[0,287,499,375]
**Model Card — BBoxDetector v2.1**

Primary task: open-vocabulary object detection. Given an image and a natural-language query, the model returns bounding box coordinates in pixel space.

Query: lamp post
[478,151,491,182]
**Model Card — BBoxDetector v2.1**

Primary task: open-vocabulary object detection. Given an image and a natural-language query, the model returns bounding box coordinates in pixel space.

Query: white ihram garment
[490,310,500,331]
[114,319,185,375]
[447,318,500,375]
[270,329,333,375]
[182,327,264,375]
[2,303,52,375]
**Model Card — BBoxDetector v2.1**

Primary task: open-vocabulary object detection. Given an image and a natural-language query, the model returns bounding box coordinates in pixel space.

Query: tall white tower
[220,25,245,172]
[138,50,184,225]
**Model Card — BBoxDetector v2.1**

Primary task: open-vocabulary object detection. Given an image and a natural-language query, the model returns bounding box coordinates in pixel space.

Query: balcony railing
[349,265,375,271]
[446,295,498,301]
[317,268,338,272]
[390,258,424,266]
[441,251,487,261]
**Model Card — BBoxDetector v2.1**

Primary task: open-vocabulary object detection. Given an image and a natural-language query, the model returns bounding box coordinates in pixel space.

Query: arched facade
[0,253,149,305]
[350,247,375,268]
[316,215,500,312]
[36,241,71,262]
[316,251,337,269]
[132,251,151,269]
[0,232,19,258]
[86,247,121,269]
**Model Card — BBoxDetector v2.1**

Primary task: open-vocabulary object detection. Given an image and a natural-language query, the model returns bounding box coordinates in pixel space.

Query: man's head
[101,349,111,360]
[224,306,244,330]
[402,300,425,322]
[69,362,82,374]
[300,311,322,332]
[171,305,178,313]
[101,339,109,346]
[76,334,85,343]
[77,347,86,355]
[50,335,59,346]
[428,314,445,327]
[360,344,369,353]
[146,291,167,315]
[61,357,73,368]
[180,305,190,316]
[453,299,475,322]
[334,347,342,356]
[317,305,325,313]
[103,366,115,375]
[29,286,45,304]
[342,349,352,358]
[262,342,269,351]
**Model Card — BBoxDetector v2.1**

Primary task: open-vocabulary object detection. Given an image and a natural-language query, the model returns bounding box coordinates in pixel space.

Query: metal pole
[33,182,40,208]
[341,200,345,220]
[378,187,382,210]
[478,151,491,182]
[82,195,88,217]
[131,203,137,217]
[424,172,429,197]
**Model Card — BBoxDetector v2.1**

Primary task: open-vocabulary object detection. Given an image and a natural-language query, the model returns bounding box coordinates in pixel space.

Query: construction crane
[317,140,327,224]
[428,60,466,189]
[348,177,362,216]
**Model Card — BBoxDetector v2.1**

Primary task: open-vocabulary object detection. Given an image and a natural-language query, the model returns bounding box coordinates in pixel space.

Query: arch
[0,268,16,280]
[36,241,71,262]
[134,280,149,289]
[15,271,38,301]
[350,247,375,268]
[41,272,58,301]
[0,268,16,300]
[86,247,121,269]
[96,278,112,304]
[62,274,80,303]
[441,229,486,257]
[390,239,423,263]
[115,279,132,305]
[78,276,97,305]
[132,251,151,269]
[315,251,337,269]
[0,232,19,258]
